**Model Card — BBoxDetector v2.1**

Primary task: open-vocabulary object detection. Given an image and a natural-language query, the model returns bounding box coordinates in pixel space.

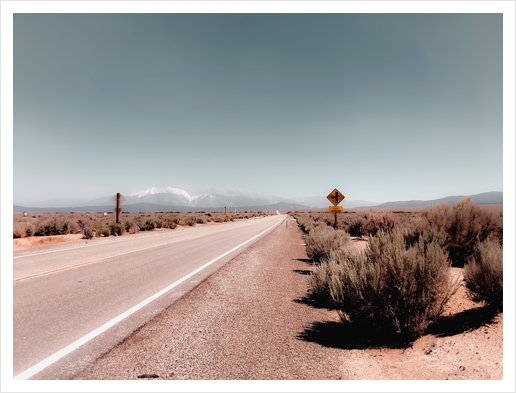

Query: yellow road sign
[329,206,343,213]
[327,188,345,206]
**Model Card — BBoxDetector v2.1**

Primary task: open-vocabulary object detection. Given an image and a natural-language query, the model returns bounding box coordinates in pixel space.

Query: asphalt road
[13,214,285,379]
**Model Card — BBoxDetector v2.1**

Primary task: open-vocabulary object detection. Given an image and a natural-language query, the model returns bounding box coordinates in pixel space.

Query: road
[13,214,285,379]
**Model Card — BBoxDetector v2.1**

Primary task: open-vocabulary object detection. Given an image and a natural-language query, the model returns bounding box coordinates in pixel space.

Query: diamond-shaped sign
[327,188,344,206]
[111,193,126,205]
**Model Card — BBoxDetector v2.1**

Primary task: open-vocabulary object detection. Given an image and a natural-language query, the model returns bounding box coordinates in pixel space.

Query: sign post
[111,193,126,224]
[326,188,345,229]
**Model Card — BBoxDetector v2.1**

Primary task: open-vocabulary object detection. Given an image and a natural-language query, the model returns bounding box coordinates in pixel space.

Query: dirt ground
[13,233,85,251]
[345,238,504,380]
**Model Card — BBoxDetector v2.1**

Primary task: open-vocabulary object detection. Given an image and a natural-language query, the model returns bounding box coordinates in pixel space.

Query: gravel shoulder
[74,217,506,387]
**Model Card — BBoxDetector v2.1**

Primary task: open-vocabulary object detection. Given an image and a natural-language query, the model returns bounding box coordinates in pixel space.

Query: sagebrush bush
[13,222,28,238]
[464,238,503,310]
[304,226,352,262]
[308,229,459,345]
[98,226,110,237]
[34,217,80,236]
[82,226,94,239]
[182,216,197,226]
[343,214,368,237]
[363,211,399,236]
[109,222,125,236]
[307,247,368,307]
[446,199,501,267]
[422,199,502,267]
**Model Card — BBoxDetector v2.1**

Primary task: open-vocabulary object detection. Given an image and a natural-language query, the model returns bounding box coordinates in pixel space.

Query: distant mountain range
[13,188,503,213]
[375,191,503,208]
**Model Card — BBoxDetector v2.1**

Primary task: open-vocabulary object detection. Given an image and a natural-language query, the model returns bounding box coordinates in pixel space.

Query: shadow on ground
[297,320,408,349]
[425,305,500,337]
[294,258,313,264]
[297,304,501,350]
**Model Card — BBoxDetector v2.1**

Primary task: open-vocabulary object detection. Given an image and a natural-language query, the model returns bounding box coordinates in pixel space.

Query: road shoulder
[75,216,346,380]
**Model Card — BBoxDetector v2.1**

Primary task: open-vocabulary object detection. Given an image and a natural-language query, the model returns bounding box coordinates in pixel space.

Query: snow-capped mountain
[129,186,193,201]
[125,187,290,208]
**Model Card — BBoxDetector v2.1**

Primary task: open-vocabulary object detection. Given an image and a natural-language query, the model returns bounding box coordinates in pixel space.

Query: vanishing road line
[14,217,284,380]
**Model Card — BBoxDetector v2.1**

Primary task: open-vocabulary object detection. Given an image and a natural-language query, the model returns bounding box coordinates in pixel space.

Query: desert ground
[14,219,505,383]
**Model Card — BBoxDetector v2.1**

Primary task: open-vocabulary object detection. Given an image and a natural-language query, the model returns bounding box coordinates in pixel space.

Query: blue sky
[4,3,513,205]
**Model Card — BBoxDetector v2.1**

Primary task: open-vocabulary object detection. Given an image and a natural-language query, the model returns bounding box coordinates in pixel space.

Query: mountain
[22,197,89,208]
[13,187,503,213]
[375,191,503,208]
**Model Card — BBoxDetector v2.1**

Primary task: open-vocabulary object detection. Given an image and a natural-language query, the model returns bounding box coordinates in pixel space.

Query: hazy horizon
[13,185,504,208]
[4,3,512,207]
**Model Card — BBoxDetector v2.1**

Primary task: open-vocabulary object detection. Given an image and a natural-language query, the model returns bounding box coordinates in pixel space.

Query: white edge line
[14,216,284,380]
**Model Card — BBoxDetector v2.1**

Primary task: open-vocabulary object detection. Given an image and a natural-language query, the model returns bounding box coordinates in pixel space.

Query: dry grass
[13,210,272,240]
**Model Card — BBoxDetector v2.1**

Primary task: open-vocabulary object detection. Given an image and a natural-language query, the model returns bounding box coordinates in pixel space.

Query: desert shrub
[128,224,140,234]
[416,200,503,267]
[307,246,363,306]
[82,226,94,239]
[162,218,177,229]
[212,214,226,223]
[363,211,399,237]
[13,222,24,238]
[34,217,80,236]
[139,218,155,231]
[309,229,459,345]
[109,222,125,236]
[34,218,57,236]
[464,238,503,310]
[342,214,368,237]
[446,199,501,267]
[182,216,197,226]
[305,226,352,262]
[96,226,110,237]
[402,214,432,248]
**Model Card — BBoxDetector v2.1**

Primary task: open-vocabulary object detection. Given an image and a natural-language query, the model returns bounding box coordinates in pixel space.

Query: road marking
[14,236,192,282]
[13,217,264,259]
[14,218,278,281]
[14,216,284,380]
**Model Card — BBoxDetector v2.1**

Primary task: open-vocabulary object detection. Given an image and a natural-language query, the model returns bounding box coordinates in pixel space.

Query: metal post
[334,212,337,230]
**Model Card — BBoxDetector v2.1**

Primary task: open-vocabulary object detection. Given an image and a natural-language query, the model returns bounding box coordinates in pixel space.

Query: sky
[5,4,512,205]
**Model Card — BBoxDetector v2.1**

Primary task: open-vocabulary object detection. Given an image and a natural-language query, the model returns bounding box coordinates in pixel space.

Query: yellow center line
[14,258,104,282]
[13,241,182,282]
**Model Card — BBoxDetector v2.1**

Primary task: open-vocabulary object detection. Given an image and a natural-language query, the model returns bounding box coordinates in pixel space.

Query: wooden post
[334,212,337,230]
[116,192,121,223]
